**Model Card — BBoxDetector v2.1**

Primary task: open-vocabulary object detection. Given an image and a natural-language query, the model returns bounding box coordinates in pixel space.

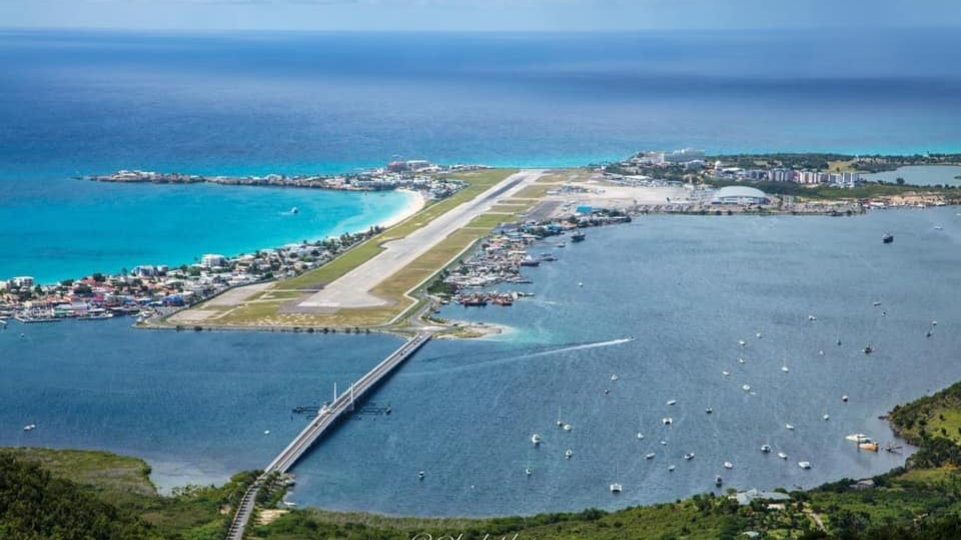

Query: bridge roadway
[228,332,432,540]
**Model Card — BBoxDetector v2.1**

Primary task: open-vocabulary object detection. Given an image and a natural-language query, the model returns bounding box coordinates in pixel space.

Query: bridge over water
[228,332,433,539]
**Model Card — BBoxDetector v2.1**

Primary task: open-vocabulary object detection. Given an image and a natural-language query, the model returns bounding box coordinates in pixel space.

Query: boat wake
[416,337,635,376]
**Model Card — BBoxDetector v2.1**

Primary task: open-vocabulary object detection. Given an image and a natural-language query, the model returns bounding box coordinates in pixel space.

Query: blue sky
[3,0,960,31]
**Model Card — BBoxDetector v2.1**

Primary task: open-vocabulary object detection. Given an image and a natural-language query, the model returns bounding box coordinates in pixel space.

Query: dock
[227,332,432,540]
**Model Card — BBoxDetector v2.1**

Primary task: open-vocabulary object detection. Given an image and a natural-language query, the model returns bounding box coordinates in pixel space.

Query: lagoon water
[867,165,961,187]
[2,29,961,281]
[4,208,958,516]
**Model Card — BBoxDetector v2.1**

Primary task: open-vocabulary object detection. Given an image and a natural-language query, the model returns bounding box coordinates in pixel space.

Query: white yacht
[662,417,673,425]
[610,483,622,493]
[781,365,790,373]
[823,414,830,421]
[798,461,812,470]
[778,452,788,460]
[742,384,752,392]
[723,462,734,470]
[684,453,695,461]
[563,424,573,432]
[760,444,772,453]
[666,399,677,406]
[531,434,541,446]
[738,340,746,347]
[645,453,656,460]
[526,468,532,476]
[565,449,573,459]
[668,465,675,472]
[785,424,795,431]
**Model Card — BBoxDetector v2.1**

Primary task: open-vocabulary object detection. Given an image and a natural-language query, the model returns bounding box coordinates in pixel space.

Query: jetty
[227,332,432,540]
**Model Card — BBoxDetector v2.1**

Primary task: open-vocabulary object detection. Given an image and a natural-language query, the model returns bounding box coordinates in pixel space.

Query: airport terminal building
[712,186,770,205]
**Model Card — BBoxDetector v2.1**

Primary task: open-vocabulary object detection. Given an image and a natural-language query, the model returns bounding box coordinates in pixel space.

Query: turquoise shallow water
[3,208,959,516]
[0,179,415,283]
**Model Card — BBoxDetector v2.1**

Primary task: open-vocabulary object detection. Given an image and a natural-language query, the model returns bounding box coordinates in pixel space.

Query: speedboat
[531,434,541,446]
[563,424,573,432]
[845,433,869,443]
[738,340,746,347]
[684,453,695,461]
[823,414,830,421]
[785,424,795,431]
[645,453,656,460]
[723,462,734,470]
[668,465,675,472]
[611,374,619,382]
[742,384,752,392]
[756,332,763,339]
[23,424,37,432]
[610,482,622,493]
[760,444,772,453]
[264,430,270,435]
[738,358,746,364]
[808,315,817,321]
[526,468,532,476]
[565,449,573,459]
[660,440,667,446]
[798,461,812,470]
[636,432,644,440]
[781,365,790,373]
[778,452,788,460]
[722,370,730,376]
[290,207,299,214]
[666,399,677,406]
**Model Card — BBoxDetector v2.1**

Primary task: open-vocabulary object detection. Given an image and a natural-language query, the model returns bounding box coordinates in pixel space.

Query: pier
[227,332,432,540]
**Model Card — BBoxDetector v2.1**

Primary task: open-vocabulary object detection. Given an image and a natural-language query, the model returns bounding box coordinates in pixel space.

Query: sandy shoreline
[377,188,427,230]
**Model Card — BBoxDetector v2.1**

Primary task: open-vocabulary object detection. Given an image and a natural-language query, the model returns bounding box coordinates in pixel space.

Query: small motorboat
[742,384,752,392]
[662,417,673,425]
[798,461,812,470]
[531,434,541,446]
[636,432,644,439]
[846,433,870,443]
[610,482,622,493]
[808,315,817,321]
[660,440,667,446]
[290,207,299,214]
[842,395,849,403]
[705,408,713,414]
[23,424,37,432]
[418,471,425,480]
[882,233,894,244]
[645,453,656,460]
[526,468,532,476]
[738,358,746,365]
[722,370,730,376]
[781,365,790,373]
[863,345,874,355]
[756,332,763,339]
[785,424,795,431]
[738,340,746,347]
[684,453,695,461]
[823,414,830,421]
[563,424,573,432]
[859,441,880,452]
[778,452,788,460]
[668,465,675,472]
[723,462,734,470]
[666,399,677,406]
[264,430,271,435]
[760,444,772,453]
[715,476,723,487]
[565,449,573,459]
[611,374,619,382]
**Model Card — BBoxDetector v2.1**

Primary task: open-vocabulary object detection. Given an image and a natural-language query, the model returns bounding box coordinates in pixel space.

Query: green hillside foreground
[8,378,961,540]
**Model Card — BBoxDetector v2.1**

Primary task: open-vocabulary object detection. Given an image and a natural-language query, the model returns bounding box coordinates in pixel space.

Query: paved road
[297,169,545,310]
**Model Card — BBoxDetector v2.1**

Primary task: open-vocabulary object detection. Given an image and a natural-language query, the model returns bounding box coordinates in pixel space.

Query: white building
[712,186,770,205]
[10,276,35,288]
[201,254,227,269]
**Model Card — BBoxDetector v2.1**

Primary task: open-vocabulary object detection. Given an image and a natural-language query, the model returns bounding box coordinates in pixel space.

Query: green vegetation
[707,152,961,173]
